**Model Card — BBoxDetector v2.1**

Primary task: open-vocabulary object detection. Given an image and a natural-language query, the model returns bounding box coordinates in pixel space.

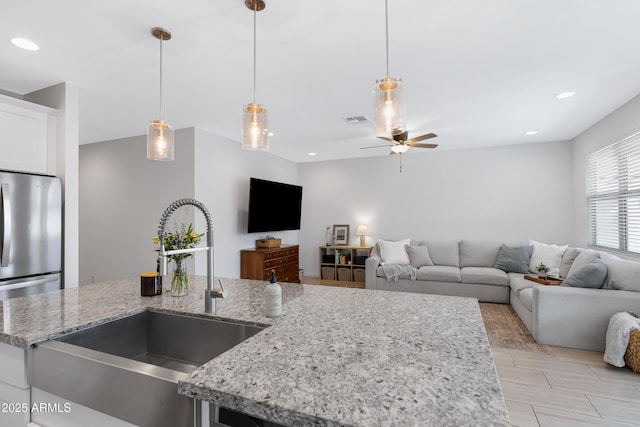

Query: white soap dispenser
[264,270,282,318]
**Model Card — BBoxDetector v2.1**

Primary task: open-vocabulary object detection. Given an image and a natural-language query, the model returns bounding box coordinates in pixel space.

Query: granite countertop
[0,276,509,426]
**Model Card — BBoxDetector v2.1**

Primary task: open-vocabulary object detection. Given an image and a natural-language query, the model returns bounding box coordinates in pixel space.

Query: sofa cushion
[416,266,461,283]
[519,287,533,311]
[422,241,460,267]
[559,247,582,278]
[528,240,568,277]
[378,239,411,264]
[460,267,509,286]
[459,240,502,267]
[566,250,600,278]
[494,244,533,273]
[405,245,434,268]
[601,254,640,292]
[561,258,607,289]
[508,273,536,295]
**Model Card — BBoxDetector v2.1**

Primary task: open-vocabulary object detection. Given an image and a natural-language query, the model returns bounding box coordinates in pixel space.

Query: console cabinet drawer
[241,244,300,284]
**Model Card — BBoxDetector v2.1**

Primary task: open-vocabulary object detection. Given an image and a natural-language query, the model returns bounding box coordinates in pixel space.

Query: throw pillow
[405,245,434,268]
[378,238,411,265]
[559,247,582,278]
[494,245,533,274]
[528,240,568,277]
[566,250,600,279]
[601,255,640,292]
[561,258,608,289]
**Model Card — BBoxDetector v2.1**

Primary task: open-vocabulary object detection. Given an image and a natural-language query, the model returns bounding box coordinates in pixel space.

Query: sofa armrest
[365,256,382,290]
[532,286,640,351]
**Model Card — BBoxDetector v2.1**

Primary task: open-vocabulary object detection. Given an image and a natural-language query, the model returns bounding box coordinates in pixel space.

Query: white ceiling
[2,0,640,163]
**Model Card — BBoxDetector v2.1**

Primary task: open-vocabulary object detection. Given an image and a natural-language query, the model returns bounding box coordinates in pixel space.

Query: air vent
[342,115,370,124]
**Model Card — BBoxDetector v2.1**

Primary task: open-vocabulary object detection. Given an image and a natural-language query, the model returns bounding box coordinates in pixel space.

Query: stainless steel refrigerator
[0,171,62,300]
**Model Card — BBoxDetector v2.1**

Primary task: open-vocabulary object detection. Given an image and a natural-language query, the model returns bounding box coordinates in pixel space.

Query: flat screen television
[247,178,303,233]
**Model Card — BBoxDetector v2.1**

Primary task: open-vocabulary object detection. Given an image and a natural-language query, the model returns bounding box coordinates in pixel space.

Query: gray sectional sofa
[365,239,640,351]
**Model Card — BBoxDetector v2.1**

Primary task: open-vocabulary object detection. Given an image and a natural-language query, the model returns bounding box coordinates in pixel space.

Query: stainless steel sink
[28,310,266,427]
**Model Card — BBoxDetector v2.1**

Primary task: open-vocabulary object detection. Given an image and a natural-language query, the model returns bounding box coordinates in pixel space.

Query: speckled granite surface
[0,276,509,426]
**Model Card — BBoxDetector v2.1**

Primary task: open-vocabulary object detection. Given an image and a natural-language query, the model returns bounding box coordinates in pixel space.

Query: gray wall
[571,94,640,250]
[79,127,299,284]
[298,140,575,276]
[79,128,196,285]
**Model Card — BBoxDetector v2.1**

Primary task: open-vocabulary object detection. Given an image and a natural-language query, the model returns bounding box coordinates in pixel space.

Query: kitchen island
[0,277,509,426]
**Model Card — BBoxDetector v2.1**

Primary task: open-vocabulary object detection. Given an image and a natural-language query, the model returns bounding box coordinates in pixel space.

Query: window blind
[586,132,640,256]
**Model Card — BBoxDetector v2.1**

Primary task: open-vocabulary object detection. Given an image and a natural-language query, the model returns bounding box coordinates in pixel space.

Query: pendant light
[147,27,174,161]
[372,0,406,138]
[241,0,269,151]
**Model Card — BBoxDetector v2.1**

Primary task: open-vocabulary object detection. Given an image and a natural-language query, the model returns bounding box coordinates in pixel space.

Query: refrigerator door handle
[0,275,58,291]
[1,183,11,267]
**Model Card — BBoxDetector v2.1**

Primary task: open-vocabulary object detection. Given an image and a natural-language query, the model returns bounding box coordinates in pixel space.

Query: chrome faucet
[157,198,224,313]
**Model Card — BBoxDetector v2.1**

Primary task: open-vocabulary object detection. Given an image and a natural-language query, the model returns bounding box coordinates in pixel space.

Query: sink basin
[28,310,266,427]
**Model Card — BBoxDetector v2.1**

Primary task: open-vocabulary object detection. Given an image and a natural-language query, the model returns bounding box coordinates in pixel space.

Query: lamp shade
[147,120,174,161]
[356,224,368,247]
[241,102,269,151]
[372,76,406,138]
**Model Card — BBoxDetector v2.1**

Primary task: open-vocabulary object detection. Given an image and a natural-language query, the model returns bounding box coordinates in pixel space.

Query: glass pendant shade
[147,120,174,161]
[373,76,406,138]
[241,102,269,151]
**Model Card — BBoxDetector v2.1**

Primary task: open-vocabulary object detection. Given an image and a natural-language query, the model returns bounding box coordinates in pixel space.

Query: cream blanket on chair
[604,312,640,367]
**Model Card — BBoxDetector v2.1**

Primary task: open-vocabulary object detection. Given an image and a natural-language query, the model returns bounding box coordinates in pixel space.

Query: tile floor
[493,346,640,426]
[302,276,640,426]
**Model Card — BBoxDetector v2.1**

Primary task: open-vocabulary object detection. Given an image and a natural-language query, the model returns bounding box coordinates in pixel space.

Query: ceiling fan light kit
[241,0,269,151]
[147,27,174,161]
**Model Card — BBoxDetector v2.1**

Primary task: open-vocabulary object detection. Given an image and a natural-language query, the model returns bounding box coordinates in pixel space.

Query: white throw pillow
[378,239,411,265]
[528,240,568,277]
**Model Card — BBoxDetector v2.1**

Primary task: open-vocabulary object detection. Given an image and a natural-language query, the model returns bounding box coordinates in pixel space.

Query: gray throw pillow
[494,245,533,274]
[559,247,582,278]
[561,258,608,288]
[405,245,434,268]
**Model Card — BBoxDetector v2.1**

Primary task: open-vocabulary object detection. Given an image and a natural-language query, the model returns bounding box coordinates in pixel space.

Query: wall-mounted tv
[247,177,303,233]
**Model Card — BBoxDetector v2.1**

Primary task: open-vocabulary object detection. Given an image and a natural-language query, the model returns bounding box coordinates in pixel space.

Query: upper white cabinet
[0,97,56,175]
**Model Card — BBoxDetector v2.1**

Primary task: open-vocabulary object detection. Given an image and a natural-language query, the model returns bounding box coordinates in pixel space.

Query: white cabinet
[0,99,56,175]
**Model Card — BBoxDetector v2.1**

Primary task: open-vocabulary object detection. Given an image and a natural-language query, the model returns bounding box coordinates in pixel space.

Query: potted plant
[256,234,282,248]
[536,263,550,279]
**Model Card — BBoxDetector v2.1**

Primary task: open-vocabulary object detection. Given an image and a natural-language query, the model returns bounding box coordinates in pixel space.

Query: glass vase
[171,258,188,297]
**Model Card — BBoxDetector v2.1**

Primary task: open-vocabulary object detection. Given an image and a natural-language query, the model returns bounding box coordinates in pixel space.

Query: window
[587,132,640,256]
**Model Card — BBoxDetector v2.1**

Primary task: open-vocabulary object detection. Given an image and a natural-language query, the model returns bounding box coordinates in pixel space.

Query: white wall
[192,128,298,278]
[298,141,574,276]
[79,129,196,285]
[571,94,640,248]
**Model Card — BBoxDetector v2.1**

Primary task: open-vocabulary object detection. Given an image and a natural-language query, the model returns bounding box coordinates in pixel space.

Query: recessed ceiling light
[525,131,538,136]
[555,91,575,99]
[308,152,317,156]
[10,37,39,51]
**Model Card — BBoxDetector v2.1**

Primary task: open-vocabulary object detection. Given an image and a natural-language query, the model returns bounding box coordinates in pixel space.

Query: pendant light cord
[159,34,164,122]
[253,3,257,103]
[385,0,389,77]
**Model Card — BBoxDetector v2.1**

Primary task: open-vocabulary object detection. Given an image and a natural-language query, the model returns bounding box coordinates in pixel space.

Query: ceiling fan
[361,130,438,155]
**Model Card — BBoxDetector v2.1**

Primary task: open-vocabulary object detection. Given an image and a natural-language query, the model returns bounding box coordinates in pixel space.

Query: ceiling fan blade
[407,133,437,143]
[360,144,393,150]
[376,136,394,142]
[410,143,439,149]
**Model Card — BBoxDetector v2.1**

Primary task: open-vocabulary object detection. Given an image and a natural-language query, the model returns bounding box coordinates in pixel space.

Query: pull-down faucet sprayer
[157,198,223,313]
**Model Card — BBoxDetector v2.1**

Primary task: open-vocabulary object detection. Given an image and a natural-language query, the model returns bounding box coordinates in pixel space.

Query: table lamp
[356,225,368,247]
